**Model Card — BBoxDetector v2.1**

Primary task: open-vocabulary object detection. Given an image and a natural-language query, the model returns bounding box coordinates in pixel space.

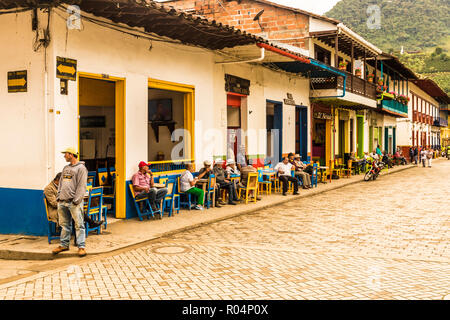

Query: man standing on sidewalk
[52,147,88,257]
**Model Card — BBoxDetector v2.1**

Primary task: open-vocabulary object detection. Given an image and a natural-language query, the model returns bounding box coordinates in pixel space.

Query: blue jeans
[58,201,86,249]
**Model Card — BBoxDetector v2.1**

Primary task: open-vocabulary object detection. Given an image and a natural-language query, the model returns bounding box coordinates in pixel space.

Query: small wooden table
[318,166,329,183]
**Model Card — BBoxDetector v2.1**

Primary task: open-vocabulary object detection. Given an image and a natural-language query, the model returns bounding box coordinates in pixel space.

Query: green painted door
[357,116,364,158]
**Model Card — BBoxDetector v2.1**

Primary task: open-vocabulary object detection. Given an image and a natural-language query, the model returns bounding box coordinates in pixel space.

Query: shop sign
[371,119,377,126]
[313,112,332,120]
[56,56,77,81]
[283,93,296,105]
[225,74,250,95]
[7,70,27,93]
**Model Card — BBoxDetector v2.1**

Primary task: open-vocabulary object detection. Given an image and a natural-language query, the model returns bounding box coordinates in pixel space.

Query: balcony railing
[310,71,377,100]
[378,99,408,117]
[433,117,448,127]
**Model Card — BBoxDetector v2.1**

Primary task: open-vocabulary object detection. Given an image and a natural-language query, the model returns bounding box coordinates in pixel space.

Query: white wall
[0,11,50,189]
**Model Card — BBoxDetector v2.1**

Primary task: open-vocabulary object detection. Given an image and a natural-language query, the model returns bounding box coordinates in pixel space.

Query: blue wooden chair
[178,176,193,210]
[205,174,216,209]
[97,168,109,188]
[85,187,105,236]
[128,182,161,220]
[257,168,272,195]
[87,171,97,187]
[162,179,178,217]
[311,163,318,188]
[102,175,115,229]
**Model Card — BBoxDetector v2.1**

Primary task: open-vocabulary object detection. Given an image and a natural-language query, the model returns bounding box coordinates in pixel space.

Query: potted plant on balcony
[355,68,362,77]
[377,78,384,86]
[367,73,374,83]
[339,61,347,71]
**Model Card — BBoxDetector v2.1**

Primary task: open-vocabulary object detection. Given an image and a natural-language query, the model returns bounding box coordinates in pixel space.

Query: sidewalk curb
[0,164,418,260]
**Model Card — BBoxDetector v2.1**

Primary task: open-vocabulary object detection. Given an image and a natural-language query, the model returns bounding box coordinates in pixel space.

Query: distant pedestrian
[52,147,88,257]
[420,148,427,167]
[409,147,414,164]
[413,147,418,165]
[426,148,433,167]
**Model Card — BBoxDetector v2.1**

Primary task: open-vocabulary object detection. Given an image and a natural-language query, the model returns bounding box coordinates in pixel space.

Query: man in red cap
[132,161,168,212]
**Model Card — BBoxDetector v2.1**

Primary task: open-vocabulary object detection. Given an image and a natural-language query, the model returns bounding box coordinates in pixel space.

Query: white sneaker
[194,205,204,210]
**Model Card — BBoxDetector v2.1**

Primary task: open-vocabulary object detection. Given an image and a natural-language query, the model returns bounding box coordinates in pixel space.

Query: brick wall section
[166,0,310,49]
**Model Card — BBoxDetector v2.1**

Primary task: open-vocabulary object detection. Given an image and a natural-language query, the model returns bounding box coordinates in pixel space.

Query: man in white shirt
[274,157,299,196]
[180,163,204,210]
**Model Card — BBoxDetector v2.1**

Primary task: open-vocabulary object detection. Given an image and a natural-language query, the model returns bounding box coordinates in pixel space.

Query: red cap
[138,161,148,168]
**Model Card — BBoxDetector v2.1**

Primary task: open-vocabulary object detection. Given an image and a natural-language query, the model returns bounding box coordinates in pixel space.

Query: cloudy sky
[157,0,342,15]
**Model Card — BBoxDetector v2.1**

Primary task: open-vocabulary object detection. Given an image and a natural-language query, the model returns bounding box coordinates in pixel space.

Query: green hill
[325,0,450,95]
[325,0,450,52]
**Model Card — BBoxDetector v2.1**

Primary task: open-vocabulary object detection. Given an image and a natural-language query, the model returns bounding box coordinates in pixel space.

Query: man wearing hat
[132,161,168,212]
[52,147,88,257]
[291,154,312,189]
[213,159,239,205]
[198,160,224,207]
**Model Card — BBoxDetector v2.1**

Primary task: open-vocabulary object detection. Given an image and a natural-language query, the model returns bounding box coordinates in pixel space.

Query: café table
[318,166,329,183]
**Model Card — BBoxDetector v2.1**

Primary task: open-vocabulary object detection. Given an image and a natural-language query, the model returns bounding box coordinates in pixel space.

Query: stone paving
[0,160,449,300]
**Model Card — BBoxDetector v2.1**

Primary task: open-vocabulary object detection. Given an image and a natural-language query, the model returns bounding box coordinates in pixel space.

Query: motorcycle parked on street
[364,160,385,181]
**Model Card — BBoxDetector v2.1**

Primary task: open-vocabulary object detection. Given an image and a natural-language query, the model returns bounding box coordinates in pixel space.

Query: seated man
[291,154,312,189]
[274,157,299,196]
[132,161,168,212]
[198,160,223,207]
[44,173,62,226]
[239,165,261,201]
[180,163,204,210]
[382,151,393,168]
[225,159,243,188]
[213,159,239,205]
[44,172,103,229]
[394,150,407,165]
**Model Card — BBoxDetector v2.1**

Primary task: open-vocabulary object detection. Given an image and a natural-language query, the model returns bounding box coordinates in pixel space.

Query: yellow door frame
[78,72,126,219]
[148,78,195,165]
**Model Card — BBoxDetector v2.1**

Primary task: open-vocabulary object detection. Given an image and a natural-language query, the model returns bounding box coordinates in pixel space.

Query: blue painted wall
[0,187,48,236]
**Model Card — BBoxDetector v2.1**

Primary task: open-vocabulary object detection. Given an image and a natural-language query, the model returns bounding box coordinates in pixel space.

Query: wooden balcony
[310,70,377,100]
[378,99,408,118]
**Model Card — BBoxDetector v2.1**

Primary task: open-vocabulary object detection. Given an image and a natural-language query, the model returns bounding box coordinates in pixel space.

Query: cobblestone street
[1,160,449,300]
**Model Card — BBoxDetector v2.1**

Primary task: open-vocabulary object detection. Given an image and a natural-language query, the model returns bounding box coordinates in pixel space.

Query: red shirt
[132,171,152,195]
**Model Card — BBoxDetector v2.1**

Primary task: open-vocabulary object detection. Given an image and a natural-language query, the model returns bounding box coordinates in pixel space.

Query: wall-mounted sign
[283,93,296,105]
[8,70,27,93]
[56,56,77,81]
[313,112,332,120]
[225,74,250,95]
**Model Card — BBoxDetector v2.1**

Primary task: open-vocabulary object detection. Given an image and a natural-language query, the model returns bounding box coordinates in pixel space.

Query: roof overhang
[310,24,382,59]
[411,79,450,105]
[0,0,266,50]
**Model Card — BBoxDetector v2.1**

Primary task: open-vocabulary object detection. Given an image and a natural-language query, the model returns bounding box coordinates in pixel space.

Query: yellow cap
[61,147,78,156]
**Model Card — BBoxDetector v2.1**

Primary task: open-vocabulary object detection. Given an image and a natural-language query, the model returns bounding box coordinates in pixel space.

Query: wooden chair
[177,176,193,210]
[87,171,96,187]
[128,183,160,220]
[237,172,258,204]
[85,187,105,236]
[257,168,271,195]
[341,160,352,178]
[311,163,318,188]
[162,180,178,217]
[205,174,216,209]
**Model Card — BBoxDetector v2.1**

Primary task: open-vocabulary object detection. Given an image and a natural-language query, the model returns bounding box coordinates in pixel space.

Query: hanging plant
[339,61,347,70]
[367,73,374,83]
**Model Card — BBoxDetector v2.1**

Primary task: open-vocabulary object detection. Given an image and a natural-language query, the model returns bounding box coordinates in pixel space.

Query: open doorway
[78,74,125,219]
[266,100,282,165]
